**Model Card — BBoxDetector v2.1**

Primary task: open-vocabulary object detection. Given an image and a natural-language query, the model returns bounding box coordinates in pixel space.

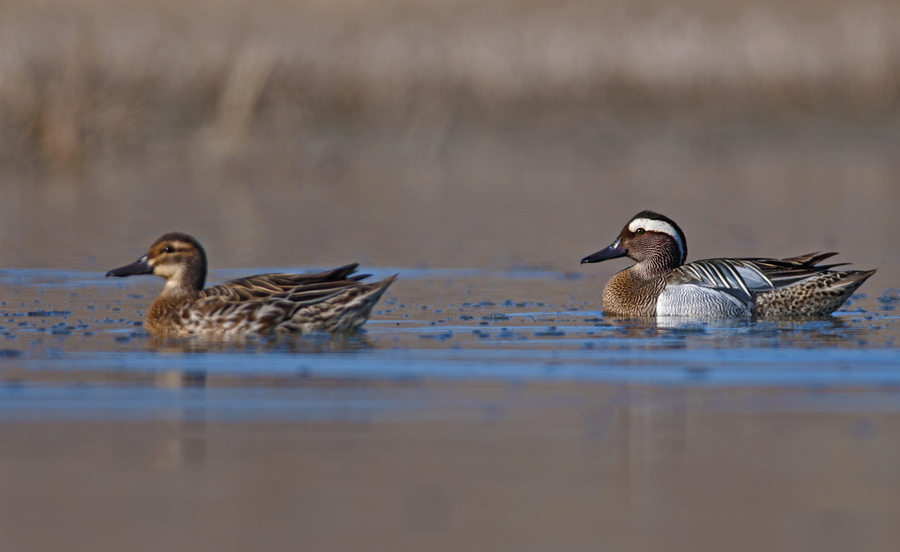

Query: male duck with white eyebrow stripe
[581,210,875,318]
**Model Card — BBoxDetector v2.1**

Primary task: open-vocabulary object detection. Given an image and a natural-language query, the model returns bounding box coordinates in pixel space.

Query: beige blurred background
[0,0,898,273]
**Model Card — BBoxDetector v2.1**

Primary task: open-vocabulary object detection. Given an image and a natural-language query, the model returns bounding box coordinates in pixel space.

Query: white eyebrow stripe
[628,218,686,259]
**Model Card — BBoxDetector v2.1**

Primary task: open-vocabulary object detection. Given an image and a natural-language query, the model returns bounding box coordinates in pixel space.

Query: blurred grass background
[0,0,898,273]
[4,0,900,159]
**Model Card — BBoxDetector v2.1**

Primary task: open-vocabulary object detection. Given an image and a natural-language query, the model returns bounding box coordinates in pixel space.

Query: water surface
[0,265,897,551]
[2,122,900,551]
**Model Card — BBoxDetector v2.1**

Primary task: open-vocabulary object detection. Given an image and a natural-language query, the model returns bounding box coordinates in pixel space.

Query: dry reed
[0,0,899,161]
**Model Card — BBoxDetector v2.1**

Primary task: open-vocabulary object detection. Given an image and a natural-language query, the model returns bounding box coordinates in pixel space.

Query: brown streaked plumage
[582,211,876,318]
[106,232,397,337]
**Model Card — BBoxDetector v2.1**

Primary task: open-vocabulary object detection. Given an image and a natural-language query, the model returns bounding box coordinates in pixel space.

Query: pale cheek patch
[628,218,686,258]
[156,264,183,280]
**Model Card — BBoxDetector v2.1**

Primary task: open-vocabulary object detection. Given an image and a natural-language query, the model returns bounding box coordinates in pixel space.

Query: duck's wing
[666,259,774,304]
[743,252,848,288]
[666,252,846,302]
[199,264,370,302]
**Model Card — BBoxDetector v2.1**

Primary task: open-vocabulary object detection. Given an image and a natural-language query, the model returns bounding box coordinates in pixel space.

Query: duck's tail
[283,274,398,333]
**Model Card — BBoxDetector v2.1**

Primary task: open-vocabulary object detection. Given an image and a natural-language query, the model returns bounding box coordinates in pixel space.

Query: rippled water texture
[1,124,899,551]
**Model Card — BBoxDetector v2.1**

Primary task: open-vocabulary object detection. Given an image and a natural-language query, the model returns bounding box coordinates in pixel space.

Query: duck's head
[106,232,208,293]
[581,211,687,274]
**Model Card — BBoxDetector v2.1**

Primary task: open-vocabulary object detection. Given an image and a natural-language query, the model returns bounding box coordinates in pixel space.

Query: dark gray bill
[581,240,627,264]
[106,256,153,277]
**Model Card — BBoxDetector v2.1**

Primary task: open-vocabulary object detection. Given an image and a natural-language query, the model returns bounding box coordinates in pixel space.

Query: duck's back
[200,264,369,302]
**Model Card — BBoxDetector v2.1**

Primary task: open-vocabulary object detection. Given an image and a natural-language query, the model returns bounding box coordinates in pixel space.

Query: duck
[106,232,397,337]
[580,210,875,318]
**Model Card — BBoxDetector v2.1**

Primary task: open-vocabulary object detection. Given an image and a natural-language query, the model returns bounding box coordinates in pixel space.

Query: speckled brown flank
[756,269,877,317]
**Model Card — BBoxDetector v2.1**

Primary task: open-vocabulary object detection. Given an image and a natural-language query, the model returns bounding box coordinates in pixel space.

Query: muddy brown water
[0,123,899,551]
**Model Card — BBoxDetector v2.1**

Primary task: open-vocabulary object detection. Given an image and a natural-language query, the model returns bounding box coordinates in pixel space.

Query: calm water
[1,124,899,551]
[0,264,899,551]
[2,267,898,391]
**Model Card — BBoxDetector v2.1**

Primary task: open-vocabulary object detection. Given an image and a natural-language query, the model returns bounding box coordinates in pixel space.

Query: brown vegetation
[1,0,900,161]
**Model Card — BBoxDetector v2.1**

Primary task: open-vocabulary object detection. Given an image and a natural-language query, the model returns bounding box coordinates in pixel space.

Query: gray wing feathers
[667,252,852,301]
[668,259,775,302]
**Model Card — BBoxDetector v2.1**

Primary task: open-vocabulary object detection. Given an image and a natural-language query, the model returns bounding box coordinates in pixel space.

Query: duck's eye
[635,228,645,235]
[163,245,174,253]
